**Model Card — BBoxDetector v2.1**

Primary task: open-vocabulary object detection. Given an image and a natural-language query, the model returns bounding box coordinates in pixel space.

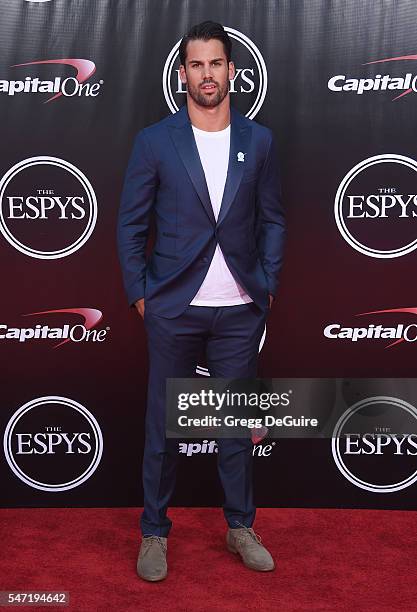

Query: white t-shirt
[189,124,253,306]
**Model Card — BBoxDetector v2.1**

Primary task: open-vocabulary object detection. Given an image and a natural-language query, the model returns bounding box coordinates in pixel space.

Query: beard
[186,78,229,108]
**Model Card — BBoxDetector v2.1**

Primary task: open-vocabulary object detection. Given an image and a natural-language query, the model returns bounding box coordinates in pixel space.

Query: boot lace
[234,522,263,547]
[141,535,167,556]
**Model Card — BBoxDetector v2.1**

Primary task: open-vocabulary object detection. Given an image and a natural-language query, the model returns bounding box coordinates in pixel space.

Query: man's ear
[228,60,236,81]
[179,64,187,85]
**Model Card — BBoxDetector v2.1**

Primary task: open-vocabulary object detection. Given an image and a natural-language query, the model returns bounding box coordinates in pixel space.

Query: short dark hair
[179,21,232,66]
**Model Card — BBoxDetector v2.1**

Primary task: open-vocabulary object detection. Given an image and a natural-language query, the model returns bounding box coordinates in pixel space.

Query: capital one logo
[0,307,108,348]
[3,396,103,492]
[324,307,417,349]
[1,59,102,103]
[163,27,267,119]
[179,439,275,457]
[328,54,417,101]
[334,154,417,258]
[0,156,97,259]
[332,396,417,493]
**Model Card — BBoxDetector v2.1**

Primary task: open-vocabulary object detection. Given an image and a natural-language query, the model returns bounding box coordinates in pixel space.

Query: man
[117,21,285,581]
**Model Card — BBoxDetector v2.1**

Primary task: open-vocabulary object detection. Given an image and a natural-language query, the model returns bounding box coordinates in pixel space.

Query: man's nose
[201,63,214,79]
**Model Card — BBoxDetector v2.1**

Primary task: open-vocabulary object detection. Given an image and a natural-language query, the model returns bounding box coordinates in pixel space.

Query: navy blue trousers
[141,302,267,537]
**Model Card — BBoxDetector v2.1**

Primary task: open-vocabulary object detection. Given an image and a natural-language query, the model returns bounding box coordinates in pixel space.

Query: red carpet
[0,507,416,611]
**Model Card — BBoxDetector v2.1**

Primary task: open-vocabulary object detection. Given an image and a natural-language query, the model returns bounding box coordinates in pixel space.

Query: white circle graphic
[0,156,97,259]
[163,27,268,119]
[3,395,103,492]
[334,154,417,259]
[331,395,417,493]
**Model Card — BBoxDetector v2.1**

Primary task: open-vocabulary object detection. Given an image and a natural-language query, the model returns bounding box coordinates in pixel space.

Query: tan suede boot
[137,535,168,581]
[227,526,275,571]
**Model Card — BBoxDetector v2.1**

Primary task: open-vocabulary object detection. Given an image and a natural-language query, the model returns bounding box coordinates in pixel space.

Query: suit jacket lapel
[168,105,251,228]
[217,108,251,226]
[168,106,216,226]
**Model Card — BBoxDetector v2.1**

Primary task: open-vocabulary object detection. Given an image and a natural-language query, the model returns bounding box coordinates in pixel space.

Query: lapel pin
[237,151,245,162]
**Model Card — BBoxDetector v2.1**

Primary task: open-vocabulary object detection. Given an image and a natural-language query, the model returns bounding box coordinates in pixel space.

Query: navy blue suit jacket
[117,104,286,318]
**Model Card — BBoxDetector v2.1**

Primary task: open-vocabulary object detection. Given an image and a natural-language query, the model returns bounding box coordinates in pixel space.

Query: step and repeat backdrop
[1,0,417,510]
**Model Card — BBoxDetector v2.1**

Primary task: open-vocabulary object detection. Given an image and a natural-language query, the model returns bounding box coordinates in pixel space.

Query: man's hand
[135,298,145,319]
[269,294,274,309]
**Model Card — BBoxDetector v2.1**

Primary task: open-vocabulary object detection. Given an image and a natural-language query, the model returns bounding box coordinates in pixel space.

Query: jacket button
[201,257,208,263]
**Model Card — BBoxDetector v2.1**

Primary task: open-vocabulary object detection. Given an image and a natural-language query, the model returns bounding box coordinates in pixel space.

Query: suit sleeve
[255,131,286,299]
[117,129,159,307]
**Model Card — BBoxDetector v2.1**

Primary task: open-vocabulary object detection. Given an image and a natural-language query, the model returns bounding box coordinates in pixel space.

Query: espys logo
[324,307,417,349]
[334,154,417,258]
[3,396,103,492]
[0,156,97,259]
[179,439,276,457]
[163,27,267,119]
[332,396,417,493]
[328,54,417,100]
[0,59,102,103]
[0,308,108,348]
